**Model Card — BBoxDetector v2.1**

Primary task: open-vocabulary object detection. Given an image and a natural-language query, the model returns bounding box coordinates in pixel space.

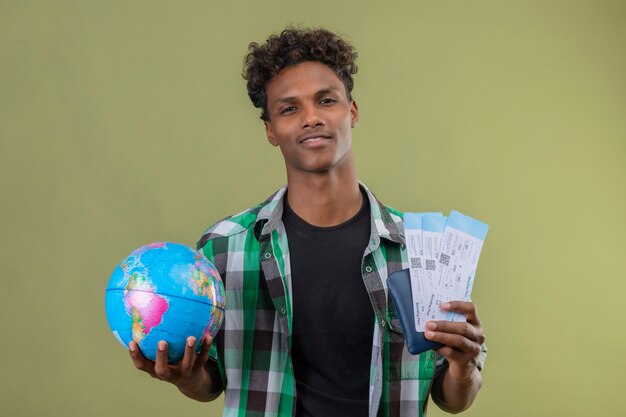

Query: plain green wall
[1,1,625,416]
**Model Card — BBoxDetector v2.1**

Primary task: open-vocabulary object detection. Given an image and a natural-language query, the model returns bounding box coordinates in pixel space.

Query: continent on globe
[123,270,169,342]
[190,252,221,302]
[190,252,225,341]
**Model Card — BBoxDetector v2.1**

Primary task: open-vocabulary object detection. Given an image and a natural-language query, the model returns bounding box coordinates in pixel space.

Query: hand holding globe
[105,242,225,399]
[129,334,223,401]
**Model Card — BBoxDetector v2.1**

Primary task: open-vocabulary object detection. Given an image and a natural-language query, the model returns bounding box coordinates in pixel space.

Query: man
[130,28,486,417]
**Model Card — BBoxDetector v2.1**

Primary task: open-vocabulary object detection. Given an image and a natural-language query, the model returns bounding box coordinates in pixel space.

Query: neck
[285,160,361,227]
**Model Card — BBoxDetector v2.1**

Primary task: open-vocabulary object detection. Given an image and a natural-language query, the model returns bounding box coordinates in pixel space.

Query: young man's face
[264,61,359,177]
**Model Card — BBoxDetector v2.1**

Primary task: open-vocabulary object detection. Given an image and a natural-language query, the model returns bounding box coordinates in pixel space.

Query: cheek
[276,139,296,159]
[272,122,297,141]
[337,115,354,136]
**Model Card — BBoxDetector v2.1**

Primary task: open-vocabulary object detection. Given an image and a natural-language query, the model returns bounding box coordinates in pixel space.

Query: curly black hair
[243,27,358,121]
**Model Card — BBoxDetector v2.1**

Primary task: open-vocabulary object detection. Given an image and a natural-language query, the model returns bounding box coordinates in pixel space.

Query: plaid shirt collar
[254,182,406,246]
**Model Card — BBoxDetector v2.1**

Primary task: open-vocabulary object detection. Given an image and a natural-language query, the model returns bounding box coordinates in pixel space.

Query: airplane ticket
[426,211,488,323]
[404,210,488,331]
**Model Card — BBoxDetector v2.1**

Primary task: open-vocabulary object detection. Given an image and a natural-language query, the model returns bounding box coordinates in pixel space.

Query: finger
[440,301,481,325]
[193,336,213,373]
[426,321,485,344]
[436,345,465,363]
[425,329,481,356]
[129,341,156,377]
[153,341,172,380]
[435,346,480,378]
[180,336,197,374]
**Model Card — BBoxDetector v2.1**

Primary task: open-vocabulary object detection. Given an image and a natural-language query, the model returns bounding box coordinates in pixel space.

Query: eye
[320,98,337,105]
[279,105,296,115]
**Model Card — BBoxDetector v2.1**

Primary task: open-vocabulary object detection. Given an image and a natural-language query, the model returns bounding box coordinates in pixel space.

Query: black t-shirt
[283,191,373,417]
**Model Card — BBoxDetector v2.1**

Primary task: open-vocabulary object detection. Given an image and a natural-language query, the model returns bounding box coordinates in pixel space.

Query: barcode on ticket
[425,259,436,271]
[410,257,422,269]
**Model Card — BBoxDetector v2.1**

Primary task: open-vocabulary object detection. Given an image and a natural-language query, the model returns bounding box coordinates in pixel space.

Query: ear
[350,100,359,128]
[264,120,278,147]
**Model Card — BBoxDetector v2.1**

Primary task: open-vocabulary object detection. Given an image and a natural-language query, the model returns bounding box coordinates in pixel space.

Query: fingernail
[441,302,451,310]
[187,337,195,348]
[158,341,166,351]
[129,342,136,352]
[425,331,435,339]
[427,322,437,330]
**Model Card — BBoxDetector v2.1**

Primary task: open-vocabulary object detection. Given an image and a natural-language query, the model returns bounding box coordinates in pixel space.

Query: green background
[1,1,624,416]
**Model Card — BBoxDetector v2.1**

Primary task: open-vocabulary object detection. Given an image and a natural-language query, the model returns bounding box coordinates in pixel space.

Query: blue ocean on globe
[105,242,225,363]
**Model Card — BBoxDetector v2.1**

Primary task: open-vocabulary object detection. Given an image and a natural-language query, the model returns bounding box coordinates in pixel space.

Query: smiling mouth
[299,135,331,144]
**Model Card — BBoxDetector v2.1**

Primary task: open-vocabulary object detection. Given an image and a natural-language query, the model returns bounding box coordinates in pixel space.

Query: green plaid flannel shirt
[197,183,471,417]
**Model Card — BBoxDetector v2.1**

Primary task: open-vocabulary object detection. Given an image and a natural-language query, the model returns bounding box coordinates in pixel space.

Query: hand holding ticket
[405,211,488,332]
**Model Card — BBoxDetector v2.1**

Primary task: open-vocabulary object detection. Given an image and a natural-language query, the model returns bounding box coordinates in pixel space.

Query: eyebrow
[274,86,340,104]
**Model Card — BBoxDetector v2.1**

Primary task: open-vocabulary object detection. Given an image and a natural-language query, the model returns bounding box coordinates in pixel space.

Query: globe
[105,242,225,363]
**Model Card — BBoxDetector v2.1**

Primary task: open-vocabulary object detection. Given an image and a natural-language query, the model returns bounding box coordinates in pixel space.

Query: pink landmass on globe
[123,272,169,341]
[136,292,169,333]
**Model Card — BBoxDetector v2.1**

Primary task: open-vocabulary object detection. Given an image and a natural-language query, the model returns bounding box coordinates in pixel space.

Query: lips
[298,133,332,144]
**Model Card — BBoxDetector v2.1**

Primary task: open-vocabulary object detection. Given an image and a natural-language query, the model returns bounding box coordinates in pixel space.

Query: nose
[301,104,325,129]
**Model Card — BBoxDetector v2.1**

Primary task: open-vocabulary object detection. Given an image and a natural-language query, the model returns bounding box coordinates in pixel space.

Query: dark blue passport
[387,268,443,355]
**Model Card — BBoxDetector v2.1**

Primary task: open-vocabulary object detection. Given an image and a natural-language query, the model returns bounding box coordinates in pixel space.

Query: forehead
[265,61,346,101]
